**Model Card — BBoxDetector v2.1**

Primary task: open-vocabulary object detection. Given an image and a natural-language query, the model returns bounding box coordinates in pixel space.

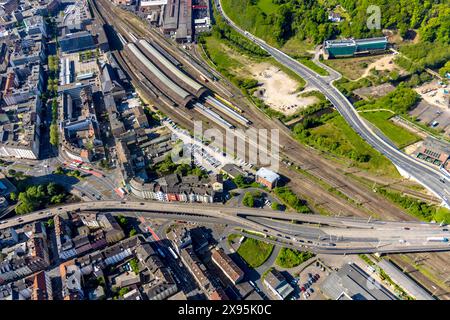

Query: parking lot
[163,119,254,174]
[409,100,450,136]
[289,261,328,300]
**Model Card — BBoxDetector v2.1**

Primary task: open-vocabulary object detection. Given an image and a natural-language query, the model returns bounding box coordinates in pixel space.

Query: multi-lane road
[2,200,449,254]
[215,0,450,208]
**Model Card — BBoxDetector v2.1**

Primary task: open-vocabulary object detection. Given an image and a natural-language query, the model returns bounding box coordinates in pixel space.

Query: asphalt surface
[215,0,450,208]
[2,200,450,254]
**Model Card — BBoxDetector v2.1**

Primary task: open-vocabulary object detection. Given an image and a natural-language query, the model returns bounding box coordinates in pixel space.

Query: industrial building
[192,0,211,34]
[320,262,397,300]
[139,0,167,24]
[263,269,294,300]
[323,37,388,59]
[158,0,211,42]
[416,138,450,170]
[256,167,280,190]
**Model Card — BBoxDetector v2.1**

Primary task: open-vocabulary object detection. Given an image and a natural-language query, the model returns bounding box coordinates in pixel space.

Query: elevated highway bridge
[2,201,449,255]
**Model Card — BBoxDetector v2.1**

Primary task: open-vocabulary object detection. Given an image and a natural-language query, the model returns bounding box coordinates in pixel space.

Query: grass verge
[275,248,315,268]
[237,237,274,268]
[360,111,421,148]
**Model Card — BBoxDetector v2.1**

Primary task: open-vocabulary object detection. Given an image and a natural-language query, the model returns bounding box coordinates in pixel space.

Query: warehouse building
[162,0,179,35]
[323,37,388,59]
[263,269,294,300]
[416,138,450,170]
[256,167,280,190]
[320,262,397,300]
[377,259,435,300]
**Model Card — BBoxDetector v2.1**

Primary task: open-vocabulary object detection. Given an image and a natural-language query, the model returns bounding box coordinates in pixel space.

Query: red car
[300,287,306,292]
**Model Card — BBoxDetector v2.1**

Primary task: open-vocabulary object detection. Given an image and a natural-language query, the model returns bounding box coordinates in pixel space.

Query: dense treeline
[355,86,420,114]
[222,0,449,47]
[396,42,450,73]
[12,183,68,215]
[200,7,269,57]
[376,188,450,223]
[293,110,372,163]
[148,155,208,178]
[273,186,310,213]
[50,99,59,146]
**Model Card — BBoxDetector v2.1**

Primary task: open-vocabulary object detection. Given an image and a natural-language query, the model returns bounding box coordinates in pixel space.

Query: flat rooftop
[325,37,387,48]
[320,262,397,300]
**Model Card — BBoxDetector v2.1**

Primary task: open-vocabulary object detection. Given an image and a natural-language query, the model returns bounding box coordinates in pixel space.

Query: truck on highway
[115,187,126,198]
[426,237,449,242]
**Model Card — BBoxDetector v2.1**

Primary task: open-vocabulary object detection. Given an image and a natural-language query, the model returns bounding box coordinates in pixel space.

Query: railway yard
[85,0,450,298]
[92,0,429,220]
[1,0,450,304]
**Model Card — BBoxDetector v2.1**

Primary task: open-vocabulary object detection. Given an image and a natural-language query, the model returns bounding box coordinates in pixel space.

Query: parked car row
[300,273,320,299]
[190,144,222,168]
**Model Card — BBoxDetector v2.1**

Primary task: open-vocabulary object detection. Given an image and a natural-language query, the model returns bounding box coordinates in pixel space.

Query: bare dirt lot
[250,63,319,115]
[324,54,405,80]
[414,81,450,109]
[359,54,401,79]
[354,83,396,99]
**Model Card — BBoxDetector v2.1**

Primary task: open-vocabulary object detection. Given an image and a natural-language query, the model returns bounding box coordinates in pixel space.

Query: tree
[389,70,400,81]
[129,229,137,237]
[271,202,282,211]
[47,182,59,196]
[439,60,450,77]
[68,170,81,179]
[97,276,106,287]
[242,192,255,208]
[15,193,37,215]
[54,166,64,175]
[50,123,59,146]
[50,194,65,204]
[129,258,139,275]
[233,175,248,188]
[117,215,128,227]
[407,74,421,87]
[118,287,130,298]
[9,192,17,202]
[46,218,54,228]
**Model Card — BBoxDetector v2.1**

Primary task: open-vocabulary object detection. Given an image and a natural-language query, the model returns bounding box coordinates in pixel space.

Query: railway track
[91,0,431,223]
[90,0,200,131]
[86,1,450,297]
